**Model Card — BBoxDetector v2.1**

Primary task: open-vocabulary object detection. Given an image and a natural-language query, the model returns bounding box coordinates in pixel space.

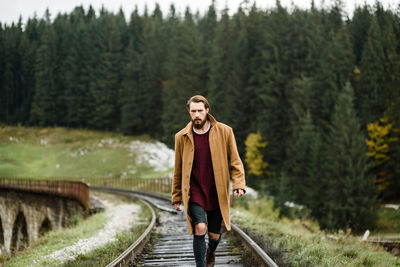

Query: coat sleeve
[171,133,183,203]
[227,128,246,191]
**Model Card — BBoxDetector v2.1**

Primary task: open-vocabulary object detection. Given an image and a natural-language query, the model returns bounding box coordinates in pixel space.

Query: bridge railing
[0,177,90,213]
[0,176,172,210]
[80,176,172,196]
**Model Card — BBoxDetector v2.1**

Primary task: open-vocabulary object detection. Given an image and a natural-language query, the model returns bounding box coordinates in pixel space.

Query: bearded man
[172,95,246,267]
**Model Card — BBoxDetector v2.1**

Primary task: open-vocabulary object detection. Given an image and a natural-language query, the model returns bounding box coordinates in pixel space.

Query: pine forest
[1,1,400,232]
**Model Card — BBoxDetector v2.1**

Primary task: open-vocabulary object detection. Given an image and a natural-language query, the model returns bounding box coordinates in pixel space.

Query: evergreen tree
[16,17,39,124]
[288,113,323,214]
[320,82,377,232]
[30,10,59,126]
[197,2,217,96]
[0,23,5,122]
[381,11,400,117]
[207,9,237,124]
[234,6,265,152]
[89,10,123,129]
[357,16,386,125]
[256,3,291,173]
[0,23,13,123]
[120,5,165,136]
[162,7,204,146]
[384,99,400,200]
[120,7,143,135]
[284,77,317,170]
[0,21,29,124]
[348,5,373,65]
[312,26,354,133]
[62,6,95,127]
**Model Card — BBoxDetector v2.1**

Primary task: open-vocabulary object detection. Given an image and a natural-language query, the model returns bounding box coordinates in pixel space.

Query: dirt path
[41,192,141,264]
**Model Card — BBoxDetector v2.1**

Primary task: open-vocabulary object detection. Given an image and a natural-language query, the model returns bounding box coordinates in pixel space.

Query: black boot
[206,247,216,267]
[206,233,221,267]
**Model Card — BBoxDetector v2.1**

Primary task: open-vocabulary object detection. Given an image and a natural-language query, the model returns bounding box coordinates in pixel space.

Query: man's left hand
[234,189,245,197]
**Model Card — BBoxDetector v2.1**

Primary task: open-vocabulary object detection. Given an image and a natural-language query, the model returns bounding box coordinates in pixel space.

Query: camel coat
[171,114,246,234]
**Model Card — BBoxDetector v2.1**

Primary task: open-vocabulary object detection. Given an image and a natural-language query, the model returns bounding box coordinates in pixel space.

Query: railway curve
[92,186,278,267]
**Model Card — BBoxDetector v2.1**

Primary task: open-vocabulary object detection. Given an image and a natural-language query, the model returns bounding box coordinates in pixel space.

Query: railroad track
[92,186,277,267]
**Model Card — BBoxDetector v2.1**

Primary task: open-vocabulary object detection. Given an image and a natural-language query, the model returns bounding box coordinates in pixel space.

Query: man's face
[189,102,209,129]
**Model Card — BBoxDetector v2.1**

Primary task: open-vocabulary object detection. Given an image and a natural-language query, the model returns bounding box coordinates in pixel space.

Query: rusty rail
[0,177,90,213]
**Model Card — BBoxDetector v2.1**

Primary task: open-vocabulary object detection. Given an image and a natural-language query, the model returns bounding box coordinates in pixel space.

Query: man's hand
[234,189,245,197]
[174,203,182,211]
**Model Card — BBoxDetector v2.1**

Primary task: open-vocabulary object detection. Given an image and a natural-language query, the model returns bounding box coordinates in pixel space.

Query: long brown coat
[171,114,246,234]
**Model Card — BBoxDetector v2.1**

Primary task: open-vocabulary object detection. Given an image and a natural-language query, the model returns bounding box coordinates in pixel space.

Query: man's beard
[192,117,207,129]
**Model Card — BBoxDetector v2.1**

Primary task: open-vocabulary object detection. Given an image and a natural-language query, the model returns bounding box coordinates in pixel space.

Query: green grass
[4,209,108,266]
[3,195,151,267]
[232,197,400,267]
[61,200,151,267]
[0,126,172,179]
[375,207,400,233]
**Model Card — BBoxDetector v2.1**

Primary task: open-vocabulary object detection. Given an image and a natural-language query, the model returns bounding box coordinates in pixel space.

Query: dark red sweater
[189,130,219,211]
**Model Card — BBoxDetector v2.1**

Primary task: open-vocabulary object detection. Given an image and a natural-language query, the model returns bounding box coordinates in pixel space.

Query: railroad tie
[140,211,243,267]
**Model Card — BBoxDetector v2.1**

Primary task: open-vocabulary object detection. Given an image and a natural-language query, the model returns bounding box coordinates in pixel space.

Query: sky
[0,0,398,25]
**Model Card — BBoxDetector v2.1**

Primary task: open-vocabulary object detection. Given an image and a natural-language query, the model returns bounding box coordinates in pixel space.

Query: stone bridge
[0,189,86,255]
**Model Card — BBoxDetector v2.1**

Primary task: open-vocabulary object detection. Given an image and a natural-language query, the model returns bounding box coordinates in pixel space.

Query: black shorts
[189,202,223,234]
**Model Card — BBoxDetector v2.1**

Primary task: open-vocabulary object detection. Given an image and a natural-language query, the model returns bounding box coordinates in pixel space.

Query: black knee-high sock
[208,233,222,252]
[193,234,206,267]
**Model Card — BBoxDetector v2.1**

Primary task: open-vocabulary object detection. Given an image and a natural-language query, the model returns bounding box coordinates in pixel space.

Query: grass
[2,126,399,265]
[0,126,172,179]
[3,192,151,267]
[232,196,400,267]
[3,208,108,266]
[61,200,151,267]
[375,207,400,234]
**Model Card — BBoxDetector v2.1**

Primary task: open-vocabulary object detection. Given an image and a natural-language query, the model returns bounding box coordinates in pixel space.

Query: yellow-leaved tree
[244,132,269,177]
[366,117,398,192]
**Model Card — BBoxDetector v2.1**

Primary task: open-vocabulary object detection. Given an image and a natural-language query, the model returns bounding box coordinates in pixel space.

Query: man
[172,95,246,267]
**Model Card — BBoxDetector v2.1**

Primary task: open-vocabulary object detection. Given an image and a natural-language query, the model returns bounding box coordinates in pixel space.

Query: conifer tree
[17,17,38,124]
[198,2,217,95]
[384,99,400,199]
[63,7,94,127]
[89,10,123,129]
[358,16,386,125]
[30,10,59,126]
[0,23,5,122]
[284,77,317,171]
[348,5,373,65]
[321,82,377,232]
[162,7,204,146]
[256,3,291,173]
[121,5,165,136]
[120,7,143,135]
[0,24,12,123]
[312,26,354,133]
[208,9,236,124]
[290,113,323,213]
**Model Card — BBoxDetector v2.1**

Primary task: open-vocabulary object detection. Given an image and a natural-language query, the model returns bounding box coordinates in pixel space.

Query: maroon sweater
[189,129,219,211]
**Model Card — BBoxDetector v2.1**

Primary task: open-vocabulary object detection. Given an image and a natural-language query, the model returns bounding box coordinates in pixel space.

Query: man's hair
[186,95,210,111]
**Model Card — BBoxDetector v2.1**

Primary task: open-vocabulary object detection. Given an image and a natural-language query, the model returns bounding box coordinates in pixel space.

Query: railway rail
[92,186,278,267]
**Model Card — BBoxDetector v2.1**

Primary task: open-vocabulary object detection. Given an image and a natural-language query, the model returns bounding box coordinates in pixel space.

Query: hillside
[0,126,174,179]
